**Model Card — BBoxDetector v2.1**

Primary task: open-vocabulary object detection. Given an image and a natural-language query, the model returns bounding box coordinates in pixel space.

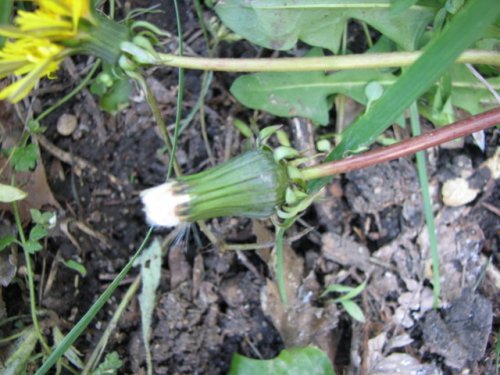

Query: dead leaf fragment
[442,177,479,207]
[371,353,439,375]
[422,288,492,369]
[321,233,371,270]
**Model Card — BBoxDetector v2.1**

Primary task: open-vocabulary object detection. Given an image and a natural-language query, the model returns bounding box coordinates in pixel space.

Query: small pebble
[57,113,78,136]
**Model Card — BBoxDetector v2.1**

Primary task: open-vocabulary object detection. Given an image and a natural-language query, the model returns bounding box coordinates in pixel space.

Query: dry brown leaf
[261,227,339,363]
[418,207,485,302]
[321,232,371,270]
[0,141,60,223]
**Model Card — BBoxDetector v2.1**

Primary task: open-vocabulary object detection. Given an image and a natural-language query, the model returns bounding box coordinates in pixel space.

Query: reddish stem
[301,107,500,180]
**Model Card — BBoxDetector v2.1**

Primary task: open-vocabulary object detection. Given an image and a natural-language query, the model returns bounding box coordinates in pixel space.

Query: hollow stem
[301,107,500,180]
[155,49,500,72]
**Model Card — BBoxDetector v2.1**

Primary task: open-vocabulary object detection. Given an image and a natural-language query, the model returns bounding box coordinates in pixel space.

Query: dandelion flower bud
[141,149,289,227]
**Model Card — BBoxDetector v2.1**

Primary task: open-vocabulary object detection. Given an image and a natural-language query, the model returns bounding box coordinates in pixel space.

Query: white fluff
[140,182,190,227]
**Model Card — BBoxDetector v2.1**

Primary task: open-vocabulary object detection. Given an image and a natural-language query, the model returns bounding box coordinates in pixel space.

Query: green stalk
[409,103,440,309]
[12,201,51,354]
[0,0,12,48]
[300,107,500,180]
[154,49,500,72]
[167,0,185,179]
[36,62,101,122]
[276,227,287,306]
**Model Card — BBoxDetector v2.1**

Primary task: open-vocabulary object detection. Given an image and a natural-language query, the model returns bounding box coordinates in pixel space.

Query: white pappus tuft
[140,182,190,227]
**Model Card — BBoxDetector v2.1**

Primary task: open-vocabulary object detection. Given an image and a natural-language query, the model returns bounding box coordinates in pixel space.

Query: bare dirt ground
[0,1,498,374]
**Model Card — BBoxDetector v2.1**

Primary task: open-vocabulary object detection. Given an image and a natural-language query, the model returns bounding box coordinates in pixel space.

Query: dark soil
[0,1,498,375]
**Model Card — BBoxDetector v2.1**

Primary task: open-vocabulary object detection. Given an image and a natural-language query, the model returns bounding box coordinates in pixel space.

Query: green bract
[177,149,289,222]
[141,149,289,227]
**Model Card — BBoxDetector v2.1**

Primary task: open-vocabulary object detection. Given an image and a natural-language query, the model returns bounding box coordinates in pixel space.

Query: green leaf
[29,225,47,242]
[229,346,335,375]
[10,144,38,172]
[419,65,500,126]
[233,118,254,138]
[61,259,87,277]
[215,0,435,52]
[309,0,500,192]
[332,280,367,302]
[23,240,43,254]
[0,0,12,48]
[0,184,27,203]
[4,327,38,375]
[99,76,132,113]
[449,65,500,115]
[91,352,123,375]
[231,69,396,125]
[29,209,55,226]
[0,235,16,252]
[390,0,418,15]
[53,326,84,370]
[133,238,162,374]
[339,300,366,322]
[321,283,356,297]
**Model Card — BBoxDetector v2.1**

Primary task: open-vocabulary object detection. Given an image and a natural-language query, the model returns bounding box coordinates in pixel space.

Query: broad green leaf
[340,300,366,322]
[91,352,123,375]
[0,184,27,203]
[232,62,499,126]
[231,69,396,125]
[215,0,436,53]
[309,0,500,192]
[229,346,335,375]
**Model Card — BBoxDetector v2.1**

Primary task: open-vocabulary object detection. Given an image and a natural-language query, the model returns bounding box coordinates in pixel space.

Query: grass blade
[275,227,287,305]
[35,228,154,375]
[409,102,440,308]
[0,0,12,48]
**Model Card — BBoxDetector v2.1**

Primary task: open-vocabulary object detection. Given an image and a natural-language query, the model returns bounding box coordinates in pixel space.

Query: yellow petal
[0,39,64,102]
[0,60,49,102]
[0,61,27,78]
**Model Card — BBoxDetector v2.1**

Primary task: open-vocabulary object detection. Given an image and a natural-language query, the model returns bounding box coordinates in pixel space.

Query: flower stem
[409,102,440,309]
[300,107,500,180]
[155,49,500,72]
[12,201,51,354]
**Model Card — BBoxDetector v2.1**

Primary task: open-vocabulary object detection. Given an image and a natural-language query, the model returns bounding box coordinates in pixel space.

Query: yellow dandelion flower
[0,0,129,102]
[0,38,64,103]
[4,0,93,40]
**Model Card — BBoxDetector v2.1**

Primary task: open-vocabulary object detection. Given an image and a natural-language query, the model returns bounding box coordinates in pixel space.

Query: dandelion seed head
[140,182,190,228]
